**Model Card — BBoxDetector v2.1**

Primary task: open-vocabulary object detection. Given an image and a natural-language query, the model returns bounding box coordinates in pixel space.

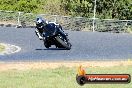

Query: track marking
[0,43,21,55]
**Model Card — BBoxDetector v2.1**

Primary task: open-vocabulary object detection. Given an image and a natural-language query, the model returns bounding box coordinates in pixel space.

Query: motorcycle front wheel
[43,37,50,48]
[55,36,71,50]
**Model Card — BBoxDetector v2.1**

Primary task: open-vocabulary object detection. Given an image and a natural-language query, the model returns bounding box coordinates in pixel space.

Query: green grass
[0,44,5,53]
[0,66,131,88]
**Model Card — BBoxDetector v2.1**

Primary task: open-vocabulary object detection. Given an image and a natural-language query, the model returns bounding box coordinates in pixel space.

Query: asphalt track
[0,27,132,61]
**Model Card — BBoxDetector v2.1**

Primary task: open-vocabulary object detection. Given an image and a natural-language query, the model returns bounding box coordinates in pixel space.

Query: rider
[35,17,65,40]
[35,17,46,40]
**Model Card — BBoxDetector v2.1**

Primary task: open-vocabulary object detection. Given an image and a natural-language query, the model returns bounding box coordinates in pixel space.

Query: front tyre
[44,42,50,48]
[55,36,71,50]
[43,36,50,48]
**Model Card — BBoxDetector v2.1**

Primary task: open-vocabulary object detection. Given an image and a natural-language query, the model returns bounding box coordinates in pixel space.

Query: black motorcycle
[42,23,72,50]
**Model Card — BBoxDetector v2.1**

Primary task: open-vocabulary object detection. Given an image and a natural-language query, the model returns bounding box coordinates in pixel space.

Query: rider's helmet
[36,17,47,28]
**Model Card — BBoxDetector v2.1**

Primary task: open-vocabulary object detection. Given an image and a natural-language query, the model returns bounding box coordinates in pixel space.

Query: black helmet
[36,17,47,28]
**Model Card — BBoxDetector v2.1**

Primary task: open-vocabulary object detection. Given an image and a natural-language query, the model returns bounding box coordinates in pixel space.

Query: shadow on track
[35,48,68,50]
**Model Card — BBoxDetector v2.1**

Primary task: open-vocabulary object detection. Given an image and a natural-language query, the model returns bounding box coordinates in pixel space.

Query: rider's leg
[58,25,68,36]
[58,27,69,42]
[58,25,64,32]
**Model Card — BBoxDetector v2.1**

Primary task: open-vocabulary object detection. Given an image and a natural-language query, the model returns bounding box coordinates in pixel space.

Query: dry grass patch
[0,60,132,71]
[0,44,5,53]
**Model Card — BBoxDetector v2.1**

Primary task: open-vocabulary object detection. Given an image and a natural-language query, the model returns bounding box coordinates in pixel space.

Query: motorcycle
[42,23,72,50]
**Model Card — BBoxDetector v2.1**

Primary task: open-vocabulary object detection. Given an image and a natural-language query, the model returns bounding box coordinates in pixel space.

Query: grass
[126,27,132,33]
[0,65,131,88]
[0,44,5,53]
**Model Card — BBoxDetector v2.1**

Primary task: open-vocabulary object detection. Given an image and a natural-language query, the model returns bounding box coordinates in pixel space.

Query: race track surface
[0,27,132,61]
